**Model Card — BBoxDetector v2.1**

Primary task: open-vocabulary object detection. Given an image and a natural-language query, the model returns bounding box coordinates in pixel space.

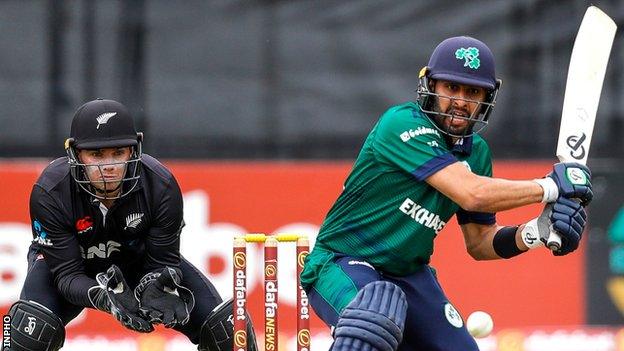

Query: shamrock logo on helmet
[455,47,480,69]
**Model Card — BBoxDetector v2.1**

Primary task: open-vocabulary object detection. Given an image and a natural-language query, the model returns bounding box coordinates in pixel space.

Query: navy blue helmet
[417,36,502,137]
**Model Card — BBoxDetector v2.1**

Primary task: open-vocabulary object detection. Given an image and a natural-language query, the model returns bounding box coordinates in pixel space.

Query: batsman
[300,36,593,350]
[6,99,257,350]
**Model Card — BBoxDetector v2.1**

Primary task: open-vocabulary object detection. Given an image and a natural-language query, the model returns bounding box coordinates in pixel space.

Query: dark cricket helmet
[64,99,143,199]
[417,36,502,137]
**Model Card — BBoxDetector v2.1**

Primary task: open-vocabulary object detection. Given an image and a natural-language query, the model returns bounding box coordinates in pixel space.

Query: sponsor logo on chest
[81,240,121,259]
[75,216,94,234]
[398,198,446,234]
[399,126,440,142]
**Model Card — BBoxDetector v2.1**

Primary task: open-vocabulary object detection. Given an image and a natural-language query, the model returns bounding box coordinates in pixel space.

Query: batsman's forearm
[463,224,500,260]
[464,223,531,260]
[464,176,543,213]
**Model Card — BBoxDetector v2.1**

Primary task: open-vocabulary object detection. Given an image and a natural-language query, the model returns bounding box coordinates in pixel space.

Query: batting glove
[535,162,593,205]
[549,196,587,256]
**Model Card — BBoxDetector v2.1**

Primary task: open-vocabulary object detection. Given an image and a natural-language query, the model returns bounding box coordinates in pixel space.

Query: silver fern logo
[124,213,144,230]
[96,112,117,129]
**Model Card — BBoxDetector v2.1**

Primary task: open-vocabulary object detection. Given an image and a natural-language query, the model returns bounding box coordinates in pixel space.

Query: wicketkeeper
[7,99,257,350]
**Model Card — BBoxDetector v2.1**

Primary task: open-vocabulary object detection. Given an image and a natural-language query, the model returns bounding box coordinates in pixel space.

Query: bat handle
[540,203,561,251]
[546,230,562,251]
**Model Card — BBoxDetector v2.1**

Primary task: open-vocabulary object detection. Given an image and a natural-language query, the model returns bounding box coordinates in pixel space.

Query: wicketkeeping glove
[548,196,587,256]
[88,265,154,333]
[545,162,593,206]
[134,267,195,328]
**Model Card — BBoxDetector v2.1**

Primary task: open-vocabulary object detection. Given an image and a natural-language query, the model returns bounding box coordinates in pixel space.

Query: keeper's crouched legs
[8,300,66,351]
[331,281,408,351]
[198,298,258,351]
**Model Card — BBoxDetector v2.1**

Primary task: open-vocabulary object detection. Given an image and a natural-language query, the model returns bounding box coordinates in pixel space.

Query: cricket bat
[546,6,617,250]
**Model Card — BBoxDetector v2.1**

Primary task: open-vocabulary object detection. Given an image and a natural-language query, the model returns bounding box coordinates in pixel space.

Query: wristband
[533,178,558,203]
[493,225,524,259]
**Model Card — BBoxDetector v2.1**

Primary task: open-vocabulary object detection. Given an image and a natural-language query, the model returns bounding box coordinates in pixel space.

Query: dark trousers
[307,255,480,351]
[20,250,222,345]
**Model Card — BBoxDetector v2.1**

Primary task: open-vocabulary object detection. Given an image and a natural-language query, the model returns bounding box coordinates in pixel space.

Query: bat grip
[546,231,562,251]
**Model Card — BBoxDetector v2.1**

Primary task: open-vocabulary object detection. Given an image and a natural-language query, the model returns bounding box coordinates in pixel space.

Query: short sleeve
[373,107,458,181]
[456,209,496,225]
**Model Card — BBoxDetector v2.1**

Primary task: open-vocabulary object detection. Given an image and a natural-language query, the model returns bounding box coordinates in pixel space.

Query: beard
[431,100,474,136]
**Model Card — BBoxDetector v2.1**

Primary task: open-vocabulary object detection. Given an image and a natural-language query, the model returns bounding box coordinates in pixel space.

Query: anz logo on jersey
[398,198,446,233]
[80,240,121,259]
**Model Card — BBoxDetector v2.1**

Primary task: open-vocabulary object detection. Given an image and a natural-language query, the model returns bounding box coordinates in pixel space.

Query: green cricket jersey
[302,102,494,285]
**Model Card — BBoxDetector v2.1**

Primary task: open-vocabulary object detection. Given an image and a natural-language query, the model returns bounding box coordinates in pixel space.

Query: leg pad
[332,281,407,351]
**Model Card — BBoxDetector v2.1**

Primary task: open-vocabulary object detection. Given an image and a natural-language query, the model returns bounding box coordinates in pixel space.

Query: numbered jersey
[307,102,493,277]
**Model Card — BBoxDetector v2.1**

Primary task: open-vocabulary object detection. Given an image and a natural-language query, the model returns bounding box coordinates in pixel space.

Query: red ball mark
[207,255,226,275]
[1,270,15,283]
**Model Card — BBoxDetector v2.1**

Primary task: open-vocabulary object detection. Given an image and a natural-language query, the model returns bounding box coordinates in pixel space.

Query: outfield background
[1,1,623,350]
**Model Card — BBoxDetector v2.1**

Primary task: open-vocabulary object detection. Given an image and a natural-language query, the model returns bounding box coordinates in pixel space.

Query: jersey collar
[450,135,473,156]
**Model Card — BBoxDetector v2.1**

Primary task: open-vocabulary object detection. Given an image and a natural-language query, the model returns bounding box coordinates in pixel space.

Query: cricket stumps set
[233,233,311,351]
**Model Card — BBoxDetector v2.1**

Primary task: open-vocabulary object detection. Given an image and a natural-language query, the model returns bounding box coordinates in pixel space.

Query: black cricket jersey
[28,154,184,308]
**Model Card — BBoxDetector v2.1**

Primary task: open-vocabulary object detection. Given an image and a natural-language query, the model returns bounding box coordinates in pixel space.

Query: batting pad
[331,281,408,351]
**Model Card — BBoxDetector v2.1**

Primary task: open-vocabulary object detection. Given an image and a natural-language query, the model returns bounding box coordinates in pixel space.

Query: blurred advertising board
[3,326,621,351]
[0,160,601,350]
